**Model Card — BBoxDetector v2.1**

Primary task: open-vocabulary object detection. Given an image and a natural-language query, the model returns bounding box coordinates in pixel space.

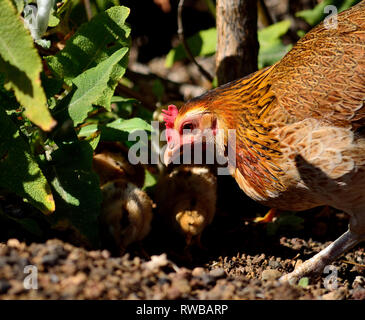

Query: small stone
[42,254,59,266]
[101,250,110,259]
[353,276,365,289]
[7,239,20,248]
[209,268,225,279]
[322,289,345,300]
[0,279,11,294]
[201,274,215,286]
[192,267,205,277]
[261,269,282,281]
[269,260,281,269]
[50,274,59,283]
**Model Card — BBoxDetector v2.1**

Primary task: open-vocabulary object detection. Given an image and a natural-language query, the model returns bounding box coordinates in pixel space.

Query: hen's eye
[182,123,194,131]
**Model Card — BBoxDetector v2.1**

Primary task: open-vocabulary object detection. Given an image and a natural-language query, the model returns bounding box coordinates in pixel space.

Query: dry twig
[177,0,214,83]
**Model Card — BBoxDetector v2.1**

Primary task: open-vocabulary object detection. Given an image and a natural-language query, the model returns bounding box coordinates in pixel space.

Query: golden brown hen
[163,2,365,282]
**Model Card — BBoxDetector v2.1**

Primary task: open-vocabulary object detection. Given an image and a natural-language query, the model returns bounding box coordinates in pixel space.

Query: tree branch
[177,0,214,83]
[216,0,259,85]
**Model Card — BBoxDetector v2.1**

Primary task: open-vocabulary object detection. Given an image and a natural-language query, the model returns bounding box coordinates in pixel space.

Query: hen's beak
[163,143,181,166]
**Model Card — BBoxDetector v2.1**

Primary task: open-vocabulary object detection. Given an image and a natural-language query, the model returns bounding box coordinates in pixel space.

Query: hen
[163,2,365,282]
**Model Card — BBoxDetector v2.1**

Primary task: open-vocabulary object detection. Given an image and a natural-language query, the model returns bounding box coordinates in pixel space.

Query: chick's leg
[280,230,365,284]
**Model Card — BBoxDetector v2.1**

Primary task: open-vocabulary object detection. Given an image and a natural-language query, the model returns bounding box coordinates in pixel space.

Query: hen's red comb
[162,104,179,129]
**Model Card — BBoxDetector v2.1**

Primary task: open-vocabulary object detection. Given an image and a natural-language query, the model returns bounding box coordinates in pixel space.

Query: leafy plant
[0,1,151,247]
[296,0,361,26]
[257,20,292,68]
[165,20,292,70]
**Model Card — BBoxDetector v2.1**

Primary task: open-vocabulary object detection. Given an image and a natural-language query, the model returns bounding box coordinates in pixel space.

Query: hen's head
[162,103,220,166]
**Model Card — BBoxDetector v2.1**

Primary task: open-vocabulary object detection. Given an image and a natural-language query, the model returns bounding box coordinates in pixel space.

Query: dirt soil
[0,202,364,300]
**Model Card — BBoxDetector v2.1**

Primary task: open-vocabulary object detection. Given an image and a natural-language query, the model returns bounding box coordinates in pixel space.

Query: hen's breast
[264,118,365,211]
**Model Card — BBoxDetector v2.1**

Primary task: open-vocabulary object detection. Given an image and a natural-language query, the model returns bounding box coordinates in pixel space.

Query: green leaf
[266,211,304,236]
[165,22,292,69]
[298,277,309,288]
[46,140,102,247]
[143,170,157,191]
[0,107,55,214]
[0,0,56,131]
[68,47,129,126]
[10,0,24,13]
[110,96,136,118]
[48,13,60,27]
[258,43,292,69]
[258,20,292,68]
[106,117,152,134]
[296,0,361,26]
[152,79,165,102]
[46,6,131,84]
[78,124,99,137]
[165,28,216,68]
[258,20,291,48]
[296,0,332,26]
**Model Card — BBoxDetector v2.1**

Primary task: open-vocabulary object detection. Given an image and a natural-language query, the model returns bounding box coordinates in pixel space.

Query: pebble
[0,279,11,294]
[269,260,281,269]
[42,254,59,266]
[209,268,225,279]
[261,269,282,281]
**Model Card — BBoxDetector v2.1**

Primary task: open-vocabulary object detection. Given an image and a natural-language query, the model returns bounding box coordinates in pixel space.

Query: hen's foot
[280,230,364,284]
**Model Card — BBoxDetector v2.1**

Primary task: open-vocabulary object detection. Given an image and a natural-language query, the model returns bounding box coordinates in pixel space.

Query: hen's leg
[280,230,364,284]
[254,208,279,223]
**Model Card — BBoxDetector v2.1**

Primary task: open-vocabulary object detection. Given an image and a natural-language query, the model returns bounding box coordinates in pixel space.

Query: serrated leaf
[0,107,55,214]
[0,0,56,131]
[68,47,128,126]
[46,6,131,84]
[106,117,152,134]
[166,28,216,68]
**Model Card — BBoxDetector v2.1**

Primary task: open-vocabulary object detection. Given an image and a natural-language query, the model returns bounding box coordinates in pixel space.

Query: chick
[155,165,217,248]
[100,179,153,253]
[93,141,145,188]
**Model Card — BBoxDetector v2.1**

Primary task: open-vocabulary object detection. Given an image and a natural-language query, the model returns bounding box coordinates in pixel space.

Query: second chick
[155,166,217,248]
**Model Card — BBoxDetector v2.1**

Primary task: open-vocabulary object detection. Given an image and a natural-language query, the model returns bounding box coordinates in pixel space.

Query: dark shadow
[0,57,33,97]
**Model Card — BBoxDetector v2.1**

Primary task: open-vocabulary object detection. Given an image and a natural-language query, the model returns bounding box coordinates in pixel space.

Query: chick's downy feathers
[156,166,217,246]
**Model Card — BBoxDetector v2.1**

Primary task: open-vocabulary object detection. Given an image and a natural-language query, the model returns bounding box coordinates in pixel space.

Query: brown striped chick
[155,165,217,249]
[100,179,153,253]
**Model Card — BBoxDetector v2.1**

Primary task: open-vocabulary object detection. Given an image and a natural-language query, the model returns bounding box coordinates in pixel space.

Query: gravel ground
[0,205,364,300]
